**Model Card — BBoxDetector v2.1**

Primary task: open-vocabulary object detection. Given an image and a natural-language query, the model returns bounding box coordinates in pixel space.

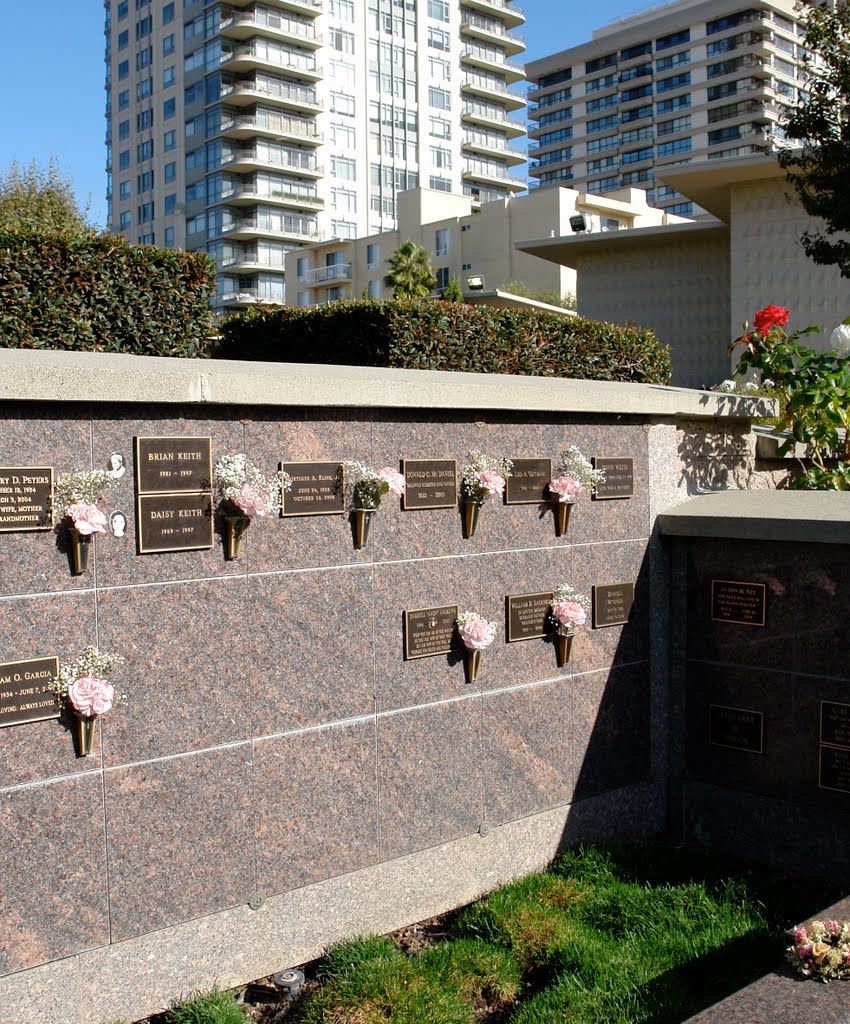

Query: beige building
[518,153,850,388]
[526,0,806,217]
[284,182,687,306]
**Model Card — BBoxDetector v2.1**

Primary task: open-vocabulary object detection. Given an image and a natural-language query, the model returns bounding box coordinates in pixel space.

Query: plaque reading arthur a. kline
[0,468,53,532]
[404,605,459,660]
[506,592,554,642]
[401,460,457,510]
[504,459,552,505]
[0,657,60,728]
[281,462,345,516]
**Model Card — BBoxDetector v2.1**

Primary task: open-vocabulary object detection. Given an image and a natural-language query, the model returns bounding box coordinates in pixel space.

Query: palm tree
[383,241,436,299]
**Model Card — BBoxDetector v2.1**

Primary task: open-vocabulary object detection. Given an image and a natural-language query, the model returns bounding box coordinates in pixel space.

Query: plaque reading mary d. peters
[0,657,60,728]
[0,468,53,532]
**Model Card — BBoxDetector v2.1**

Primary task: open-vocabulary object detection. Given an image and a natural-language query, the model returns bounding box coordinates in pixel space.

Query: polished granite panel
[97,576,250,765]
[0,405,95,596]
[0,591,98,786]
[243,411,373,572]
[0,773,108,975]
[247,566,375,735]
[91,409,246,587]
[373,555,482,712]
[254,718,378,894]
[685,662,796,800]
[378,696,483,860]
[104,744,255,941]
[569,539,650,676]
[569,663,651,800]
[479,546,574,692]
[481,679,571,824]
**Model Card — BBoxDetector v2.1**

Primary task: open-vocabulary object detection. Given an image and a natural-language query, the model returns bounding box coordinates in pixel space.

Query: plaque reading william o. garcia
[506,592,554,642]
[136,492,214,553]
[0,657,60,728]
[281,462,345,516]
[404,605,459,660]
[0,467,53,532]
[401,460,457,510]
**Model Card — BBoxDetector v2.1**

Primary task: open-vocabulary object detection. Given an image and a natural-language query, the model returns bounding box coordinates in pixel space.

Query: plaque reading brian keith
[0,467,53,532]
[404,605,459,660]
[135,436,212,494]
[0,657,60,728]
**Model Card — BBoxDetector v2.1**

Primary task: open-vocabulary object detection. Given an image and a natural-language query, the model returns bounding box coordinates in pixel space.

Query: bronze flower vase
[462,499,482,540]
[464,648,482,684]
[223,514,251,560]
[352,508,375,550]
[556,633,574,668]
[68,526,91,575]
[74,712,98,757]
[554,501,573,538]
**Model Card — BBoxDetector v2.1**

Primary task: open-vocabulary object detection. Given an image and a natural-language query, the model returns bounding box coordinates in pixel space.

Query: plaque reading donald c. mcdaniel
[401,460,457,510]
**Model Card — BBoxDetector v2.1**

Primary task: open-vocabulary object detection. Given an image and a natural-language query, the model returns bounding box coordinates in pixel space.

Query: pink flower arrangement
[460,450,513,503]
[66,501,108,536]
[234,482,272,517]
[345,462,406,509]
[67,675,115,718]
[456,612,498,651]
[786,919,850,980]
[376,467,406,498]
[552,600,587,632]
[476,469,507,498]
[548,475,584,503]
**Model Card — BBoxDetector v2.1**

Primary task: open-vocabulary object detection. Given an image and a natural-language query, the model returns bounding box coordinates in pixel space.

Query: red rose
[753,305,790,336]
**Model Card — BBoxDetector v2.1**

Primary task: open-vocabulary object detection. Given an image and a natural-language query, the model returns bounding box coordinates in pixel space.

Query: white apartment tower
[104,0,526,307]
[526,0,805,216]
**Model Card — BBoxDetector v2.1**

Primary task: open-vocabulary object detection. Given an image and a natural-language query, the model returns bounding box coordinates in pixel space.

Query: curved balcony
[219,111,322,146]
[220,183,323,210]
[221,45,322,82]
[462,100,526,137]
[461,45,524,84]
[460,12,524,56]
[461,0,525,28]
[461,73,525,110]
[221,0,321,16]
[219,11,321,49]
[462,159,525,192]
[218,217,320,243]
[462,131,526,166]
[220,78,321,114]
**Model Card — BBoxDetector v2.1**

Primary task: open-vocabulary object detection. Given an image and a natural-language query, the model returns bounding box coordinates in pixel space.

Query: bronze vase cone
[554,501,573,538]
[74,712,98,757]
[352,507,375,549]
[464,648,482,684]
[462,500,482,539]
[556,633,574,668]
[68,526,91,575]
[223,514,250,560]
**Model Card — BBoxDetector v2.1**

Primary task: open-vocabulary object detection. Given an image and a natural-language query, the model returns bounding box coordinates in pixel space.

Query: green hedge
[213,300,671,384]
[0,231,216,357]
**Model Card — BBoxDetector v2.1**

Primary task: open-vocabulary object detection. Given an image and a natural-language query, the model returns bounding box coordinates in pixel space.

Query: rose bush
[753,305,790,336]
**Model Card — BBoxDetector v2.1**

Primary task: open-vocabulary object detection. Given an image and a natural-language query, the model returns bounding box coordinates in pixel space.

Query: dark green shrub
[213,299,671,384]
[0,231,216,357]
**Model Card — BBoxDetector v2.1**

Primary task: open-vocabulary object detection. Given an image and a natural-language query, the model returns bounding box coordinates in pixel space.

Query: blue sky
[0,0,647,229]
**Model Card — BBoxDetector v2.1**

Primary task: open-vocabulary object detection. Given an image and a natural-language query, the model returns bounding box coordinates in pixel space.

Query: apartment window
[136,46,152,70]
[163,33,175,56]
[329,91,355,116]
[586,134,619,155]
[539,126,573,145]
[427,0,449,21]
[622,146,653,164]
[536,145,572,165]
[117,1,128,18]
[136,77,152,100]
[163,65,175,88]
[621,168,654,185]
[537,67,571,88]
[164,161,176,183]
[657,137,692,156]
[118,60,129,80]
[137,201,154,225]
[164,226,174,247]
[162,1,174,23]
[184,82,203,105]
[136,15,152,39]
[656,29,690,51]
[119,120,130,141]
[430,145,451,169]
[656,50,690,72]
[429,86,450,110]
[537,86,572,106]
[164,193,177,215]
[435,267,450,291]
[621,105,652,122]
[163,97,176,120]
[587,155,618,173]
[119,211,132,230]
[119,149,130,170]
[586,94,618,113]
[330,121,356,147]
[118,29,129,49]
[119,180,131,200]
[366,243,379,268]
[708,125,741,144]
[707,11,757,35]
[329,0,355,19]
[429,115,451,139]
[118,89,129,110]
[428,27,449,50]
[329,28,355,52]
[164,129,176,151]
[586,114,618,134]
[185,113,204,138]
[429,56,451,81]
[656,94,690,114]
[619,63,651,83]
[657,71,691,94]
[621,41,652,60]
[137,170,154,192]
[667,201,694,216]
[367,279,380,299]
[620,126,653,144]
[435,227,449,256]
[331,187,356,212]
[586,52,617,74]
[429,175,451,191]
[331,155,356,179]
[137,108,153,131]
[621,83,653,102]
[186,181,204,203]
[137,140,153,161]
[587,175,619,192]
[331,219,356,239]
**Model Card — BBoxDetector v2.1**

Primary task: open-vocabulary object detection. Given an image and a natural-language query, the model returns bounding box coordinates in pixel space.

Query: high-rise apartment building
[526,0,805,217]
[104,0,526,308]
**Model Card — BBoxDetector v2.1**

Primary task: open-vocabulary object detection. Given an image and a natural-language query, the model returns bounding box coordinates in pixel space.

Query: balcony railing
[223,10,319,42]
[220,113,320,140]
[300,264,352,284]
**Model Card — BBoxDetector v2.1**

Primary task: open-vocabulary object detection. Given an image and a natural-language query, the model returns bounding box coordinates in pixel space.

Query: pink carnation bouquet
[345,462,406,510]
[460,450,513,504]
[456,611,498,651]
[67,675,115,717]
[214,454,289,518]
[51,646,125,718]
[549,446,606,502]
[66,501,108,535]
[550,583,590,637]
[54,470,113,530]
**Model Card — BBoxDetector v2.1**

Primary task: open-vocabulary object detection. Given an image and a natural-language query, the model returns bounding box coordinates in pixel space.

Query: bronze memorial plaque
[711,580,766,626]
[708,704,764,753]
[404,605,459,660]
[819,746,850,794]
[136,492,214,553]
[281,462,345,516]
[592,457,634,499]
[0,657,60,728]
[504,459,552,505]
[506,592,554,642]
[592,582,634,628]
[401,460,457,510]
[0,467,53,532]
[135,436,212,494]
[820,701,850,749]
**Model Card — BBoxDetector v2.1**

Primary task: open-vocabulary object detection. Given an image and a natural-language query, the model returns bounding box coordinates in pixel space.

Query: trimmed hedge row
[213,300,672,384]
[0,231,216,357]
